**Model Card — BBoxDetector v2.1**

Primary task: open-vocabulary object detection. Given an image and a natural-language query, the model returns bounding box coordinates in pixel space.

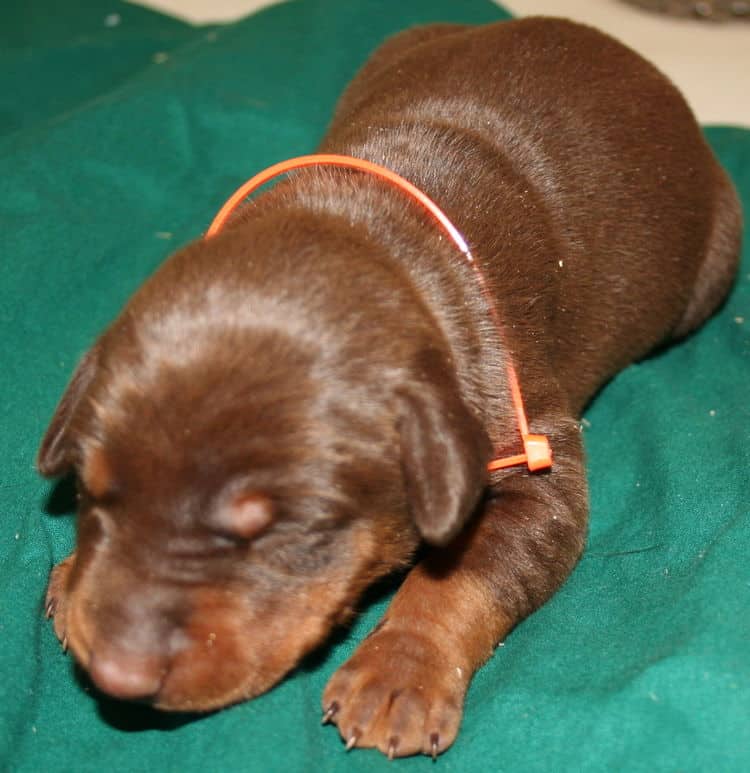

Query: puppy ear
[37,345,99,477]
[397,356,491,546]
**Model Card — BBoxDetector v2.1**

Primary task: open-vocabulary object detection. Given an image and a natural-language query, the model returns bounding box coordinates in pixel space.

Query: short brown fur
[39,18,741,758]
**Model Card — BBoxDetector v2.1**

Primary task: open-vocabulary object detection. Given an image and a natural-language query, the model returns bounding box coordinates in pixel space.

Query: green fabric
[1,1,748,770]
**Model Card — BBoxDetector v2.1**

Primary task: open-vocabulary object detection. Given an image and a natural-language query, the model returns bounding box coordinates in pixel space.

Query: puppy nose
[88,649,166,700]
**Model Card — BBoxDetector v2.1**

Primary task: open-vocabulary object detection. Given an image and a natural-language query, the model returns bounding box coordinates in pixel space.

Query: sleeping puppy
[39,18,741,759]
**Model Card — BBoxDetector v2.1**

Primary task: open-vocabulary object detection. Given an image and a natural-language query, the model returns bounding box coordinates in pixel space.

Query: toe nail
[345,729,360,751]
[321,701,339,725]
[431,733,440,761]
[45,600,55,619]
[388,737,399,760]
[61,635,68,653]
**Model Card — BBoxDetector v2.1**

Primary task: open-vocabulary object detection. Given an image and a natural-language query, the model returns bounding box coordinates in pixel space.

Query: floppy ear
[397,357,491,546]
[37,345,100,477]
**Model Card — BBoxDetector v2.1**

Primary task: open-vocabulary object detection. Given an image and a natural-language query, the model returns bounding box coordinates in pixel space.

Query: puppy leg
[44,551,76,649]
[673,169,742,339]
[325,24,466,130]
[343,22,466,88]
[323,421,587,758]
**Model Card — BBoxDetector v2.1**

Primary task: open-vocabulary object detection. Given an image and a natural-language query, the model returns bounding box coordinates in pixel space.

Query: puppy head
[38,233,490,711]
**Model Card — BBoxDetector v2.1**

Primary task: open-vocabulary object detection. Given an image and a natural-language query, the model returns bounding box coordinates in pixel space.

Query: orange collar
[206,153,551,473]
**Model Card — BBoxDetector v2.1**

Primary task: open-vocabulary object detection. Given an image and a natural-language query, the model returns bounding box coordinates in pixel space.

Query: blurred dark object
[620,0,749,20]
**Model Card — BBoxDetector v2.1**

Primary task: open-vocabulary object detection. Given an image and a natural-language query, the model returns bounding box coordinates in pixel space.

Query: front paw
[44,552,76,650]
[322,622,469,758]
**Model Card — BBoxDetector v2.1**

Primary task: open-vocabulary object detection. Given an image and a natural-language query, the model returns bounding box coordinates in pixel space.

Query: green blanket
[1,1,747,770]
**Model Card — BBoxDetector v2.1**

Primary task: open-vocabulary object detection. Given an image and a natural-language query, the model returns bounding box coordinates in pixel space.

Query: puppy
[39,18,741,759]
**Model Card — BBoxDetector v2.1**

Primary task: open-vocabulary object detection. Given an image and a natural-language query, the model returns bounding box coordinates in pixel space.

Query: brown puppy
[39,18,740,759]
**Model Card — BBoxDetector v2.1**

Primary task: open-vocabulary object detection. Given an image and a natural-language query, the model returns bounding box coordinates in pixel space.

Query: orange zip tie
[206,154,552,473]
